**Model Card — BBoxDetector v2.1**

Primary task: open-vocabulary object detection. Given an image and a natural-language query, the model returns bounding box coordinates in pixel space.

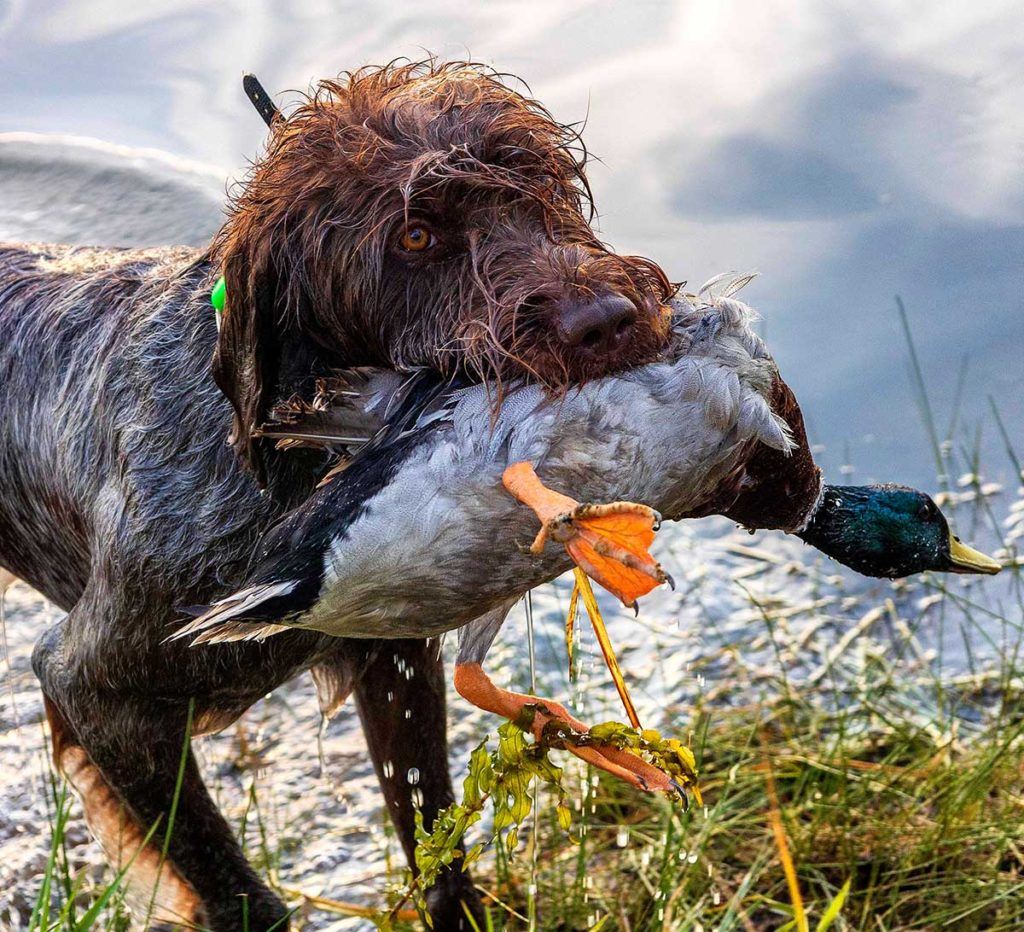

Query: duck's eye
[918,501,936,520]
[399,225,435,253]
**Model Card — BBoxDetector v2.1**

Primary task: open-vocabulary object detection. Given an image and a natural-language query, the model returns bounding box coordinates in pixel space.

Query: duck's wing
[255,368,459,483]
[255,369,386,453]
[255,368,405,454]
[173,374,461,646]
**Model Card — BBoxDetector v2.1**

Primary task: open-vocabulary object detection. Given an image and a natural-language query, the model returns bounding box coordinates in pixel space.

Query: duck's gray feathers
[456,600,517,665]
[252,281,788,472]
[440,286,792,474]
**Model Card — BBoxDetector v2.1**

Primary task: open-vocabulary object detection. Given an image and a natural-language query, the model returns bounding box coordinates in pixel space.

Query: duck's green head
[798,484,1002,579]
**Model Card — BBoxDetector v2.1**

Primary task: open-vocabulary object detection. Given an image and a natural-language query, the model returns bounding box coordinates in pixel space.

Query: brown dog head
[213,60,673,478]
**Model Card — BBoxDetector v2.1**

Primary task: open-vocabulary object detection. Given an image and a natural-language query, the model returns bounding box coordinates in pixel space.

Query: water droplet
[678,849,687,862]
[687,851,698,864]
[615,826,629,848]
[640,849,651,868]
[712,889,721,906]
[405,666,414,680]
[386,691,394,703]
[404,709,412,719]
[527,883,537,896]
[382,760,394,779]
[407,767,420,785]
[411,787,423,807]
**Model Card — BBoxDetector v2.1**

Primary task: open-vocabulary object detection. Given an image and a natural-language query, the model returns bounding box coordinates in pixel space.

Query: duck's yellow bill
[947,533,1001,575]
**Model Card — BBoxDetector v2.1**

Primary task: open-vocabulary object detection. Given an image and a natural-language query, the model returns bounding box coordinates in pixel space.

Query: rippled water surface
[2,0,1022,486]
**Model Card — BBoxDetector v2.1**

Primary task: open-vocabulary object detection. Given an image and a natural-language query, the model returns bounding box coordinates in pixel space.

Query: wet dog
[0,61,671,929]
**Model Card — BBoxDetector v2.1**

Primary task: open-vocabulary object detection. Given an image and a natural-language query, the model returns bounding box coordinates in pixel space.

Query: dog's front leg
[323,637,485,929]
[33,617,292,931]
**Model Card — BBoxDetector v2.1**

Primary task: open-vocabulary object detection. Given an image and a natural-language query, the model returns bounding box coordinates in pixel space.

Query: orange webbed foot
[502,461,668,606]
[453,663,685,798]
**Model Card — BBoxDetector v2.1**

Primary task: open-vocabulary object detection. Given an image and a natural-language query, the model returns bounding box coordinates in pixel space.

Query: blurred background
[2,0,1022,488]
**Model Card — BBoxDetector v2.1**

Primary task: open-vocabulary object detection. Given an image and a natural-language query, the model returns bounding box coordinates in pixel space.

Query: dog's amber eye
[399,225,435,252]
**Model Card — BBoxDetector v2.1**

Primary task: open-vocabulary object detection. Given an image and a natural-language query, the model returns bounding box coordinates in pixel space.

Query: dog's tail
[167,581,301,645]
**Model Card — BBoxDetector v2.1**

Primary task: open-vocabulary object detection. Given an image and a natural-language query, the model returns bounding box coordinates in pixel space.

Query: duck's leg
[455,605,683,797]
[502,462,668,607]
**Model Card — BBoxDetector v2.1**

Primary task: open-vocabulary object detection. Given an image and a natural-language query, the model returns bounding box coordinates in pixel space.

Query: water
[1,0,1022,487]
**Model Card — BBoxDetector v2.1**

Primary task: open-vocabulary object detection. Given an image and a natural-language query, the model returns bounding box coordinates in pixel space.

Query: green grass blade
[815,878,852,931]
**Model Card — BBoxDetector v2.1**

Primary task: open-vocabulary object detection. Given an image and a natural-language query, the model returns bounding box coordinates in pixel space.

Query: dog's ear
[212,227,333,487]
[208,74,292,484]
[213,226,339,488]
[212,237,277,484]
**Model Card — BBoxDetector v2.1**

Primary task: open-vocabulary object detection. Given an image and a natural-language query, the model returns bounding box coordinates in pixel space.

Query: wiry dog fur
[0,61,671,929]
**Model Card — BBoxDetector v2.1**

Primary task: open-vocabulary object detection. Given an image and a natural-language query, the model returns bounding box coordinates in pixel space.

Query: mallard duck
[175,278,1000,793]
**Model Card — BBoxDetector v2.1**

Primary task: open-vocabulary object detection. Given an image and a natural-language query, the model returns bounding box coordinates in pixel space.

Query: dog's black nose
[555,294,637,356]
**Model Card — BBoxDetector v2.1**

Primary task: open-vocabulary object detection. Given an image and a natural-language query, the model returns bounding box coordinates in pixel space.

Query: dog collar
[211,276,226,330]
[209,76,279,334]
[209,75,279,335]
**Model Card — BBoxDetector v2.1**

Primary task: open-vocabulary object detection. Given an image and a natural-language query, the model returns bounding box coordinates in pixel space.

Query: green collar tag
[211,276,226,328]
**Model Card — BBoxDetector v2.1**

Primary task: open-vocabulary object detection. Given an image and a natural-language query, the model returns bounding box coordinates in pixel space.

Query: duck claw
[670,778,690,809]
